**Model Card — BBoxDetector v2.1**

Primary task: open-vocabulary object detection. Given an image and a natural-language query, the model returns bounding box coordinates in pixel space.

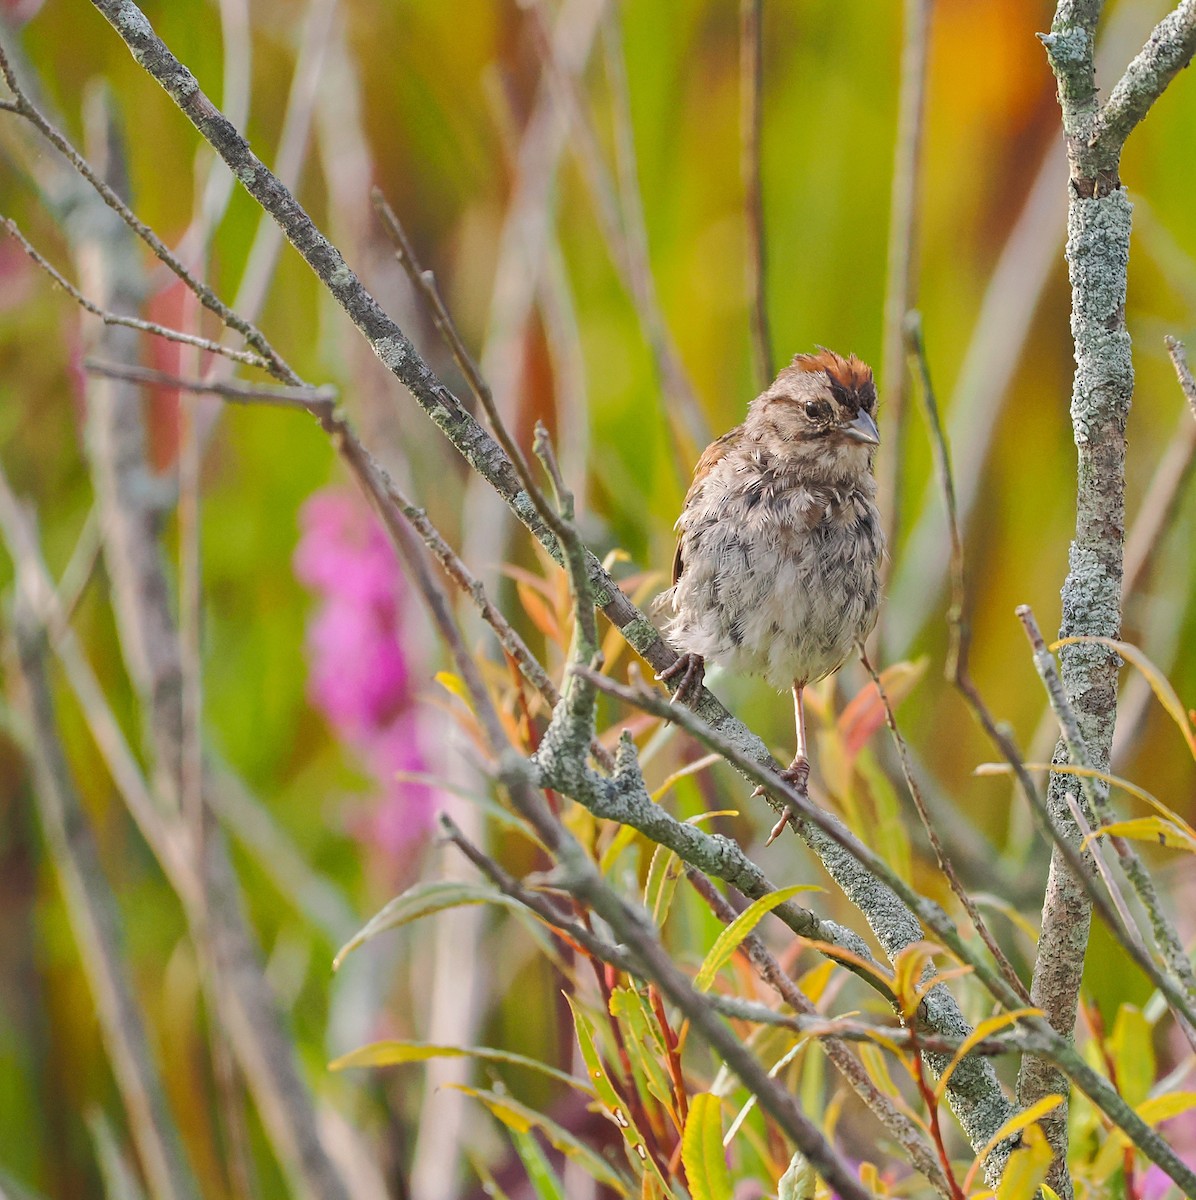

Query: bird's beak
[841,410,880,445]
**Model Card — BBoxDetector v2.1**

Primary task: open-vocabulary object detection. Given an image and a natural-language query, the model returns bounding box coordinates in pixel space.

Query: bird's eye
[804,400,830,422]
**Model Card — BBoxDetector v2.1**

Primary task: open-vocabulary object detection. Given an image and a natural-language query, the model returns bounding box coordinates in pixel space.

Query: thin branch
[0,42,295,381]
[1017,606,1196,1043]
[858,646,1031,1006]
[1166,333,1196,421]
[877,0,933,581]
[1,218,271,370]
[686,870,952,1198]
[521,0,709,468]
[738,0,772,388]
[1090,1,1196,160]
[83,360,336,410]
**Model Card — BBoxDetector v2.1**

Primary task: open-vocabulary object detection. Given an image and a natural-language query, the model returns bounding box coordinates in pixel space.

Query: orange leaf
[837,659,928,760]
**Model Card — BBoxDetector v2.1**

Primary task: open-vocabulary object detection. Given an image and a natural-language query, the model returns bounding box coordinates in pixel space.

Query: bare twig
[858,646,1031,1006]
[83,360,336,410]
[1,218,271,370]
[1017,606,1196,1045]
[1165,334,1196,420]
[739,0,772,388]
[876,0,933,580]
[0,42,295,380]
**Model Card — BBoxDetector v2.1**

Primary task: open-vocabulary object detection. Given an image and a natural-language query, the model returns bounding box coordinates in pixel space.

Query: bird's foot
[656,652,706,708]
[754,756,811,845]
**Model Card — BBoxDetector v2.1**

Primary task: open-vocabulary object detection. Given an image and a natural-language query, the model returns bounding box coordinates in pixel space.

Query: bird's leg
[656,651,706,708]
[762,683,810,845]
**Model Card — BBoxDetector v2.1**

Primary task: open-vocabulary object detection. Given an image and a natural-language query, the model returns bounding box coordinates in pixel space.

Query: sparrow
[656,350,884,841]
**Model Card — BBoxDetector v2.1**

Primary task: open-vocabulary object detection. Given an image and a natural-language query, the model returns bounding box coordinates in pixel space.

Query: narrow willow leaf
[1052,636,1196,758]
[1136,1090,1196,1125]
[934,1008,1043,1102]
[609,986,678,1127]
[451,1084,629,1195]
[643,843,684,927]
[694,884,821,991]
[975,1094,1063,1167]
[681,1094,733,1200]
[510,1127,567,1200]
[328,1039,592,1095]
[1110,1005,1155,1108]
[566,995,671,1192]
[333,881,524,969]
[995,1123,1052,1200]
[649,755,723,802]
[977,761,1196,843]
[1090,816,1196,854]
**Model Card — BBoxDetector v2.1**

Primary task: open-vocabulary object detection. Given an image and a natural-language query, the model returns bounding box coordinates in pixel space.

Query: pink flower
[295,489,435,856]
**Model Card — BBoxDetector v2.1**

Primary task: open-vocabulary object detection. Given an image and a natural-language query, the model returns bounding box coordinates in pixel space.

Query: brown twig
[82,359,336,410]
[0,43,295,381]
[876,0,933,595]
[1165,334,1196,422]
[858,646,1031,1006]
[1016,606,1196,1044]
[1,218,271,370]
[739,0,772,389]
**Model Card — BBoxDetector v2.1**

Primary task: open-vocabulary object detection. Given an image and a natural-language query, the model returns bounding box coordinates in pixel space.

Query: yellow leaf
[695,884,823,991]
[435,670,472,707]
[451,1084,629,1194]
[996,1124,1053,1200]
[976,761,1196,845]
[1137,1091,1196,1125]
[682,1094,733,1200]
[975,1094,1063,1168]
[935,1009,1043,1102]
[329,1040,591,1095]
[1089,817,1196,854]
[1051,636,1196,758]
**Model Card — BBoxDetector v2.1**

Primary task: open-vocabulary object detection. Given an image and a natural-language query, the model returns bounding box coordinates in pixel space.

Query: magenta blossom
[295,488,436,858]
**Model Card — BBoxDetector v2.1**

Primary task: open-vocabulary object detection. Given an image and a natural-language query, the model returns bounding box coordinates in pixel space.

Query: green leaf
[328,1039,592,1095]
[452,1084,630,1195]
[682,1094,733,1200]
[694,884,821,991]
[778,1150,817,1200]
[608,986,678,1126]
[643,843,684,927]
[334,881,525,970]
[566,995,671,1190]
[509,1127,567,1200]
[1110,1005,1154,1107]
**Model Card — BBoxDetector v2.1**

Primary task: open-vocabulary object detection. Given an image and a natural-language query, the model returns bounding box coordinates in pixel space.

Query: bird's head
[745,349,880,481]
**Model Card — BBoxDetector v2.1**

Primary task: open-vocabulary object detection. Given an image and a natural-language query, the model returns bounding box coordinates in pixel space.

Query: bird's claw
[656,652,706,708]
[754,756,811,845]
